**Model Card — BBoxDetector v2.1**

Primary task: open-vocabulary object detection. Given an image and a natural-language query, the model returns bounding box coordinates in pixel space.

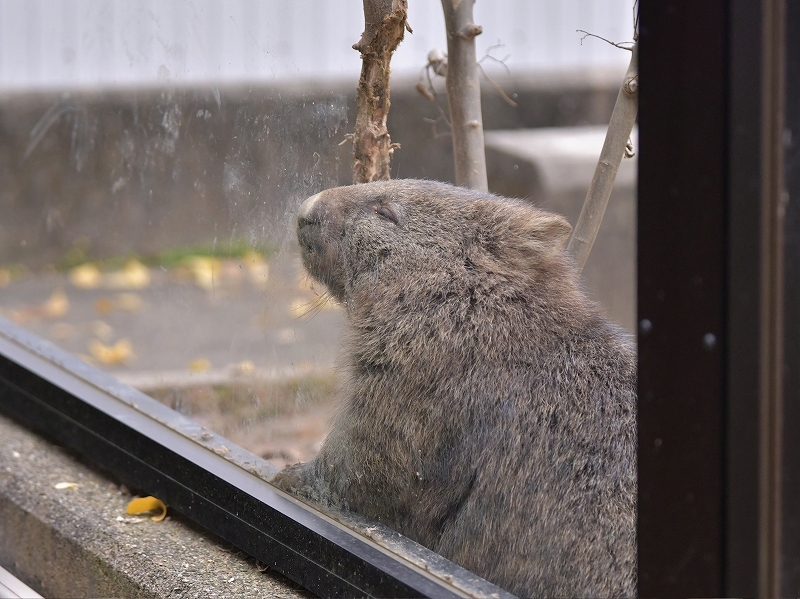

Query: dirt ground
[148,373,340,468]
[0,249,345,469]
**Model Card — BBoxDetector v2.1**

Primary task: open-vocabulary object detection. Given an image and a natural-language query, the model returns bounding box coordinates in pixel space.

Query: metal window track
[0,565,43,599]
[0,317,509,599]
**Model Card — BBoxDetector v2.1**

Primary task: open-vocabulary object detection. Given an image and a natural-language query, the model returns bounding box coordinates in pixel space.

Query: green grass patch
[55,238,276,272]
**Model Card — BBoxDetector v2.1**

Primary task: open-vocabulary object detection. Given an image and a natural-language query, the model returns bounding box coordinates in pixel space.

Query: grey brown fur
[273,179,636,598]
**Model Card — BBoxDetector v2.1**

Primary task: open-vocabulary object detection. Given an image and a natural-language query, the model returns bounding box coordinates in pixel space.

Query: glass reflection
[0,2,635,477]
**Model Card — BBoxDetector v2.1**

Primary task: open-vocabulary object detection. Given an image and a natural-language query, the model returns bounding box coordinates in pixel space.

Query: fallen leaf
[12,290,70,323]
[94,296,115,314]
[90,320,114,341]
[187,358,211,372]
[43,290,70,318]
[115,292,143,311]
[242,250,263,264]
[89,339,133,365]
[212,445,230,456]
[69,263,102,289]
[0,268,10,288]
[232,360,255,375]
[126,496,167,522]
[55,481,79,490]
[185,256,222,290]
[104,259,151,290]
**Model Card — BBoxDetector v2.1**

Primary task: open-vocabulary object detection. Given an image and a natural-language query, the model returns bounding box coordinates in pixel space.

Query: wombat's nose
[298,192,323,224]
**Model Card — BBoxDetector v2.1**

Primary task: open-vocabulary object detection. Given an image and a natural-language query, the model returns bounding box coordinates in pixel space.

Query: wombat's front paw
[271,462,311,494]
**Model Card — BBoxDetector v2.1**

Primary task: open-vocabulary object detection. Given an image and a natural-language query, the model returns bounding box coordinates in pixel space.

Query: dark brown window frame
[638,0,799,596]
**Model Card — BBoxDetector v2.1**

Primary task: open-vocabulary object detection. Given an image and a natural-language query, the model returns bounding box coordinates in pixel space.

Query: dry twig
[576,29,634,50]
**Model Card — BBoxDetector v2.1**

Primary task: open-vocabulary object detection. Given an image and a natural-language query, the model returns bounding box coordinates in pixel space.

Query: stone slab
[0,413,310,599]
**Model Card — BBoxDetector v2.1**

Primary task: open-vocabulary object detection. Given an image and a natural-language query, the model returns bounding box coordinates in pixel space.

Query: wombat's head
[296,180,572,303]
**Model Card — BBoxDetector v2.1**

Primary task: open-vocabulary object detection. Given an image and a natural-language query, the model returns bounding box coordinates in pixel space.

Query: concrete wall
[0,74,620,267]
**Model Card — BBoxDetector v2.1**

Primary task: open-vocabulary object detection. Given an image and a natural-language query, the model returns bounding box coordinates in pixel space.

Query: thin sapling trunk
[352,0,409,184]
[441,0,488,192]
[567,42,639,272]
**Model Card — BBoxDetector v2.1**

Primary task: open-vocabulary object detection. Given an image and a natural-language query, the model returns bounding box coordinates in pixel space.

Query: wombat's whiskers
[297,292,336,321]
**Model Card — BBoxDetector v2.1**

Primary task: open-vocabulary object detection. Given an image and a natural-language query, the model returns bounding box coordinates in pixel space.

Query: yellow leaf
[0,268,10,288]
[242,250,263,264]
[232,360,255,375]
[10,290,70,323]
[43,290,70,318]
[69,263,101,289]
[89,339,133,365]
[90,320,114,341]
[105,259,151,290]
[126,496,167,522]
[115,292,143,311]
[185,256,222,290]
[55,481,79,490]
[187,358,211,372]
[93,296,115,314]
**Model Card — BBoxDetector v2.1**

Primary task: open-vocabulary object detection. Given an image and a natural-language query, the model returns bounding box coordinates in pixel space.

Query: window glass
[0,0,635,548]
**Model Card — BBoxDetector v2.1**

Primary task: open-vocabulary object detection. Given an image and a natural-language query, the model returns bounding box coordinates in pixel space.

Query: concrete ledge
[0,413,309,599]
[485,126,638,197]
[485,126,637,332]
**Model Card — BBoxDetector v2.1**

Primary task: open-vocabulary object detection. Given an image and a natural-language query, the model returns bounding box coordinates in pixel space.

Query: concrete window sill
[0,413,309,599]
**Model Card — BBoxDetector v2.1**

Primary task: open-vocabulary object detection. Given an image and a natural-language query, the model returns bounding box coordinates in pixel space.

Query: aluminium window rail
[0,317,511,599]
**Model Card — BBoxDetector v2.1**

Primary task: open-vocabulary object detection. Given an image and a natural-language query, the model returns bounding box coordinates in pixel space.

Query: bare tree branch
[576,29,634,50]
[352,0,409,184]
[441,0,488,191]
[477,64,517,108]
[567,42,639,272]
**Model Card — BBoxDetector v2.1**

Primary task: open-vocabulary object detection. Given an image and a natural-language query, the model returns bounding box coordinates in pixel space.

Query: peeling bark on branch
[567,42,639,272]
[352,0,408,184]
[441,0,488,191]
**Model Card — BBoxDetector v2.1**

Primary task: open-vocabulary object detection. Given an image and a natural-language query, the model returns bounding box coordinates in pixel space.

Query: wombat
[273,179,636,598]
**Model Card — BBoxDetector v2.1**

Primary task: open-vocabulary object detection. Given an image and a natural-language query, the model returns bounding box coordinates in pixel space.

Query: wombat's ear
[518,211,572,250]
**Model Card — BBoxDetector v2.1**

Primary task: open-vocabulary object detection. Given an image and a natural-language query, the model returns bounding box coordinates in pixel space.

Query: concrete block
[0,414,309,599]
[485,126,637,332]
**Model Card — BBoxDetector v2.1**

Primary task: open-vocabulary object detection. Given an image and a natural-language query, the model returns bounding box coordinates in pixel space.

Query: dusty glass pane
[0,0,637,555]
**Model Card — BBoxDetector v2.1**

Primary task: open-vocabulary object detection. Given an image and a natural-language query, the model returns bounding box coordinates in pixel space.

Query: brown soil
[147,371,340,469]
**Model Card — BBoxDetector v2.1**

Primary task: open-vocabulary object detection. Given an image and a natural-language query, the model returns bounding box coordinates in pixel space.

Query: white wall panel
[0,0,635,91]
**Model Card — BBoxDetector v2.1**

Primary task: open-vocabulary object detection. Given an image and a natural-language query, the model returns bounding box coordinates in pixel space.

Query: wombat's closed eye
[373,204,399,224]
